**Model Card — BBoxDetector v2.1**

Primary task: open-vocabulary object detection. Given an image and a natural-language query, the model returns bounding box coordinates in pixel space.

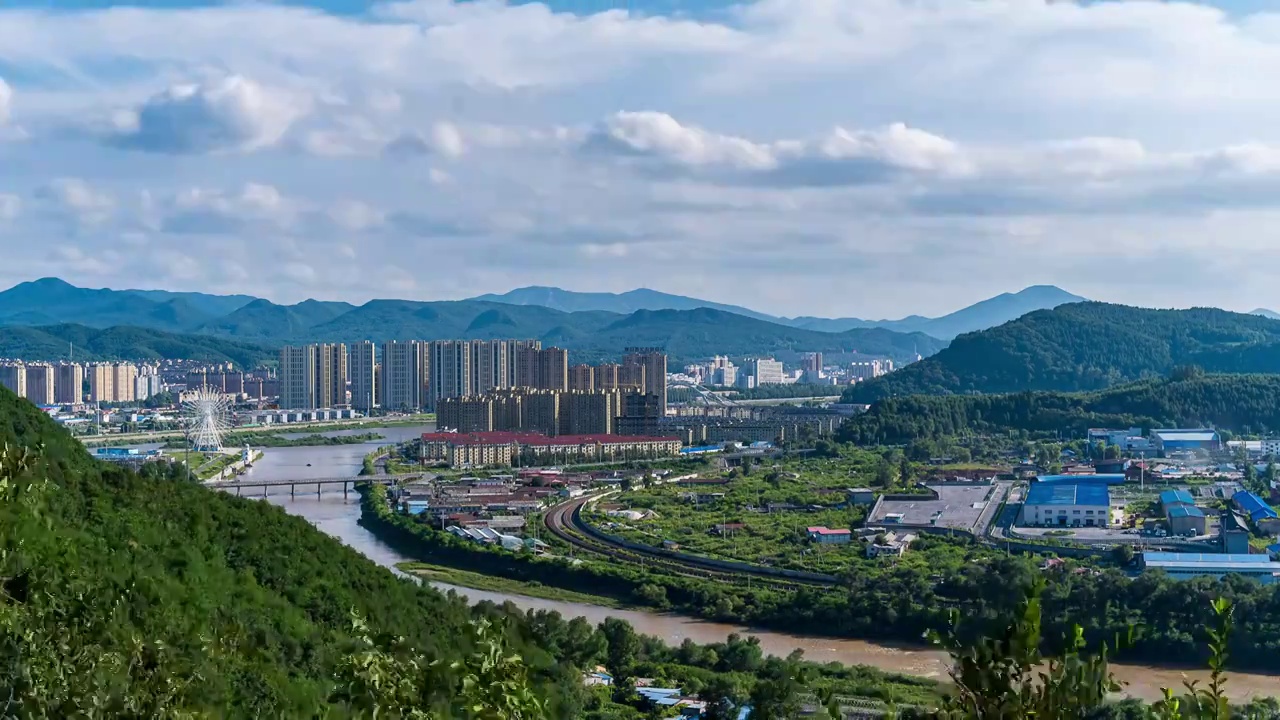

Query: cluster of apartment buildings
[420,431,683,468]
[277,340,669,419]
[0,361,164,405]
[683,354,899,388]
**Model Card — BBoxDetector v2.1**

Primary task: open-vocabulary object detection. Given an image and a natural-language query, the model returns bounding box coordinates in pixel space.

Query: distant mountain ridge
[0,278,947,365]
[470,284,1086,339]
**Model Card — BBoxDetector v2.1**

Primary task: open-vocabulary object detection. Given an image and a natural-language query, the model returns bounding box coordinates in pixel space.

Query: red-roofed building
[806,526,852,544]
[421,431,682,468]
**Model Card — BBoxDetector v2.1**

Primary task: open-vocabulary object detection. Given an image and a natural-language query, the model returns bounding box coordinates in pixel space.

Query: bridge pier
[317,482,322,499]
[290,483,295,499]
[343,481,348,499]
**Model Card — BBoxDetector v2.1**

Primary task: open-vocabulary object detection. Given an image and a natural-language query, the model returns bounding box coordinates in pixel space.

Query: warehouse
[1159,489,1195,513]
[1153,429,1221,454]
[1141,552,1279,584]
[1166,506,1207,536]
[1023,483,1111,527]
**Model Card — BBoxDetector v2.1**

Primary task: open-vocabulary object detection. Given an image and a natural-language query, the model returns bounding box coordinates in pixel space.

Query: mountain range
[474,284,1086,340]
[842,302,1280,403]
[0,278,954,365]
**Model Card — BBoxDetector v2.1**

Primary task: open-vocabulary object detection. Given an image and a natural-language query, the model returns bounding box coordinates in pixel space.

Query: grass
[396,561,625,608]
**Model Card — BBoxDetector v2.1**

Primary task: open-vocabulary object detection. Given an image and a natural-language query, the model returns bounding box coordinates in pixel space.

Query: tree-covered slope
[839,373,1280,444]
[0,387,580,716]
[0,323,275,368]
[844,303,1280,402]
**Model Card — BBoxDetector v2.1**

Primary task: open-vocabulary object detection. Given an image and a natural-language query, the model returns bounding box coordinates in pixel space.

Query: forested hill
[0,387,582,715]
[843,302,1280,402]
[838,373,1280,445]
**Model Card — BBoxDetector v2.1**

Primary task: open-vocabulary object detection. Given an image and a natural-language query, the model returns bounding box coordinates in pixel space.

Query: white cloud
[8,0,1280,315]
[107,75,305,154]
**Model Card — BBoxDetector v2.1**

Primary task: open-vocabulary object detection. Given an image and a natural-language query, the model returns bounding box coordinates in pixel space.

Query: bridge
[206,472,435,499]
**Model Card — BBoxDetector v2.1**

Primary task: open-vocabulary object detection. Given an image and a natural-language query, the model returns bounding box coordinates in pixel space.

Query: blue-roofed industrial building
[1024,482,1111,527]
[1036,474,1127,485]
[1153,429,1221,454]
[1167,505,1207,536]
[1141,552,1279,584]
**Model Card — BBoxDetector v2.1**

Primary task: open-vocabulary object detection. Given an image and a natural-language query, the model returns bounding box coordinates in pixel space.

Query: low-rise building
[867,531,916,558]
[1141,552,1279,584]
[420,431,682,468]
[1159,489,1195,513]
[1167,505,1207,536]
[806,526,852,544]
[1023,482,1111,527]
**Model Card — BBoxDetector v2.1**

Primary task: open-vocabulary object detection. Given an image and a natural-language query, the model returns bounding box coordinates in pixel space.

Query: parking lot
[869,483,1000,532]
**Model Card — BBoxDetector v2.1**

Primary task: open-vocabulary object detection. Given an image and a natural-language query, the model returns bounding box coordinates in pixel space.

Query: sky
[5,0,1280,319]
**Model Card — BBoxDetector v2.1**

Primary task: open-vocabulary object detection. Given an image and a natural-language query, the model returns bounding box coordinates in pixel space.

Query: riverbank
[163,432,385,449]
[80,416,433,448]
[396,561,625,608]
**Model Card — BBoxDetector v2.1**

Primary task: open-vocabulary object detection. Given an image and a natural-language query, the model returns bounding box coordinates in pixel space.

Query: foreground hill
[839,373,1280,445]
[0,323,275,368]
[0,387,587,715]
[844,303,1280,402]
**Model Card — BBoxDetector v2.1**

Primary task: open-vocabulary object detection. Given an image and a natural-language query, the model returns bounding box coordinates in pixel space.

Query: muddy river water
[229,426,1279,702]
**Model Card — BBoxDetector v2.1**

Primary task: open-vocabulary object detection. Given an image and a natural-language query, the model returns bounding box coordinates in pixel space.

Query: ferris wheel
[182,386,231,452]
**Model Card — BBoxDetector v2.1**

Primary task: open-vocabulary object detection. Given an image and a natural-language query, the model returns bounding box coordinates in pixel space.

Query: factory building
[1141,552,1279,585]
[1166,506,1207,536]
[1153,429,1221,454]
[1023,482,1111,527]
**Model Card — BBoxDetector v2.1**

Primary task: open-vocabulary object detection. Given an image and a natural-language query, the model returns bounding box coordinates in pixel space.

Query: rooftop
[1154,430,1220,442]
[1143,552,1275,571]
[422,431,682,446]
[1159,489,1196,506]
[1037,474,1126,485]
[806,526,851,535]
[1232,491,1279,520]
[1026,482,1110,507]
[1167,506,1205,519]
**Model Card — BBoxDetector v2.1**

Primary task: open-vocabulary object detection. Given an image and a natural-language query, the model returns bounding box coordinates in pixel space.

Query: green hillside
[844,303,1280,402]
[196,297,357,339]
[839,373,1280,445]
[0,324,275,368]
[0,385,591,715]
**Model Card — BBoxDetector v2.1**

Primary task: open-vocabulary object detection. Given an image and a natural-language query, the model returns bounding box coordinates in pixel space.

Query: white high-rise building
[349,341,377,412]
[750,358,785,386]
[380,340,429,411]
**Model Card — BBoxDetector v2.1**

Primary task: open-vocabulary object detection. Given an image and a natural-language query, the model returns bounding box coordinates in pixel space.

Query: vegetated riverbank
[80,416,432,448]
[397,561,626,608]
[163,432,384,449]
[357,484,1280,676]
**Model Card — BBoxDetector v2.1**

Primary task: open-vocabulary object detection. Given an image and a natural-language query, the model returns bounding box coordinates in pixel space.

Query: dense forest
[0,323,275,367]
[838,373,1280,445]
[844,303,1280,402]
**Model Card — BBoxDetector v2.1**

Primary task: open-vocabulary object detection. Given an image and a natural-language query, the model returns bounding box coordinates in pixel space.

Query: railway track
[543,495,839,589]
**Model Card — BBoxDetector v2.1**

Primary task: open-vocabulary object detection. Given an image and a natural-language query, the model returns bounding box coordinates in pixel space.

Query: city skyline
[7,1,1280,317]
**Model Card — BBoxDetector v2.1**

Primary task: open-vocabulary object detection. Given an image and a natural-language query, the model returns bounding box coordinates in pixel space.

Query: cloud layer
[3,0,1280,317]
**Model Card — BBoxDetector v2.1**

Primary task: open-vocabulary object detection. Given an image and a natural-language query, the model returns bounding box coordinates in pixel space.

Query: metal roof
[1037,474,1126,485]
[1167,506,1205,518]
[1026,482,1110,506]
[1232,491,1279,520]
[1154,430,1220,442]
[1143,552,1275,571]
[1160,489,1195,506]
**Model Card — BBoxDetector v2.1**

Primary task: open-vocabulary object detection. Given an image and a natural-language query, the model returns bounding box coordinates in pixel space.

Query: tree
[874,458,894,489]
[601,617,640,683]
[1104,444,1122,460]
[899,455,914,486]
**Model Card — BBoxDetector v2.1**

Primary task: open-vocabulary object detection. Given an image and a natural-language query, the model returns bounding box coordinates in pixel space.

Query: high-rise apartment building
[381,340,429,411]
[521,390,560,436]
[24,363,56,405]
[438,396,497,433]
[750,358,785,386]
[594,363,621,391]
[562,389,622,435]
[315,343,348,408]
[618,362,646,393]
[134,366,163,402]
[431,340,473,410]
[515,347,568,391]
[803,352,823,375]
[617,392,663,437]
[279,345,317,410]
[87,363,114,403]
[112,362,138,403]
[569,364,595,391]
[0,364,26,398]
[349,341,377,412]
[55,363,84,404]
[624,348,668,415]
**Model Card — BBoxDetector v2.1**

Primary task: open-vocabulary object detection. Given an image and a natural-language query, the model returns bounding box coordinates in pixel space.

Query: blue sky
[5,0,1280,317]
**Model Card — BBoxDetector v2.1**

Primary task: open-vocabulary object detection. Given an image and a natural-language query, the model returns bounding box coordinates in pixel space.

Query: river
[231,428,1280,702]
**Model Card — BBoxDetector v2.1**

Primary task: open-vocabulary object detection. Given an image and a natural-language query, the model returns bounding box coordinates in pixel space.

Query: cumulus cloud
[108,76,304,154]
[35,179,114,225]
